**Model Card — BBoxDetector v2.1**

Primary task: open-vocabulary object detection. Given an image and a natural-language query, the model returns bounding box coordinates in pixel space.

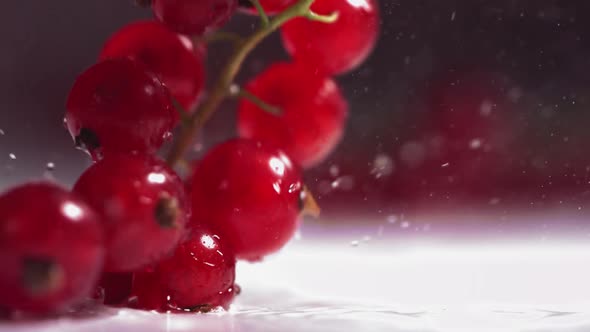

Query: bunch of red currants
[0,0,378,314]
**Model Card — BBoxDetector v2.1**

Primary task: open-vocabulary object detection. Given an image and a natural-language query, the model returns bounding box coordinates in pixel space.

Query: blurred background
[1,1,590,235]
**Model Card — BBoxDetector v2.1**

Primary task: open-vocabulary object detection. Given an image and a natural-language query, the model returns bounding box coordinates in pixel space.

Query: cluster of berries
[0,0,378,314]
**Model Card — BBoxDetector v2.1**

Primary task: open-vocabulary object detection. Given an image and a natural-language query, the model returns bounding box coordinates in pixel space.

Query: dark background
[2,1,590,227]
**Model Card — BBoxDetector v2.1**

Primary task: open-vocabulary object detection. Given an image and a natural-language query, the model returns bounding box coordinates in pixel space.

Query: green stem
[304,10,339,23]
[230,84,282,115]
[166,0,325,166]
[249,0,270,27]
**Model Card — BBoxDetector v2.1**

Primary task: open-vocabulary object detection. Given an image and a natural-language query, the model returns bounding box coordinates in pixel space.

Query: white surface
[1,238,590,332]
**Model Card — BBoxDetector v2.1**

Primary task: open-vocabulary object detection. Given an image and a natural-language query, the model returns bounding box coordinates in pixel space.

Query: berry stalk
[165,0,337,166]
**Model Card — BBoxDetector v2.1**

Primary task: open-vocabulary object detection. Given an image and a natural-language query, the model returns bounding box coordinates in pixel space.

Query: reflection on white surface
[1,238,590,332]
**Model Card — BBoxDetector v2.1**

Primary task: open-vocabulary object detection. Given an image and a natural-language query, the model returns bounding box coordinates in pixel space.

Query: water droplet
[362,235,371,242]
[370,154,394,178]
[162,131,173,141]
[441,162,450,168]
[331,176,354,191]
[387,215,398,224]
[399,141,426,168]
[489,197,501,205]
[9,153,16,160]
[329,165,340,177]
[469,138,483,150]
[350,240,359,247]
[46,162,55,171]
[480,99,494,116]
[0,129,5,135]
[400,221,410,229]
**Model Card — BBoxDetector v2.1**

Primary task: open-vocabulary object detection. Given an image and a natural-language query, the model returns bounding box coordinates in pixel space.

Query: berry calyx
[189,139,303,261]
[100,21,206,111]
[281,0,379,75]
[237,62,348,168]
[131,225,236,311]
[0,183,104,312]
[65,58,177,158]
[152,0,238,36]
[73,153,188,272]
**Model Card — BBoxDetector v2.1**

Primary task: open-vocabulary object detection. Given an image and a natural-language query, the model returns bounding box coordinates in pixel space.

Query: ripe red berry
[65,58,177,159]
[189,139,303,261]
[73,153,188,272]
[238,0,297,15]
[237,62,348,168]
[152,0,238,36]
[0,183,104,312]
[99,21,206,111]
[131,225,236,311]
[281,0,379,75]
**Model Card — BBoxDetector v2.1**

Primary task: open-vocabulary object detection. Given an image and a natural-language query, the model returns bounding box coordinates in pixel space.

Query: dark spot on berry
[75,128,101,152]
[154,194,179,229]
[21,256,64,296]
[134,0,152,7]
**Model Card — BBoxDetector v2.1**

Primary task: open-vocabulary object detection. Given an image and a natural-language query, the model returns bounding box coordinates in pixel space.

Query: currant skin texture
[131,225,237,311]
[238,62,348,168]
[281,0,380,75]
[0,183,104,312]
[100,21,205,111]
[73,153,188,272]
[190,139,303,261]
[152,0,238,36]
[237,0,297,15]
[65,58,177,158]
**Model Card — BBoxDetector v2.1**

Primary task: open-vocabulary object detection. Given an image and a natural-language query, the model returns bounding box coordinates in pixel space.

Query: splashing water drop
[8,153,16,160]
[386,215,398,224]
[371,154,394,178]
[46,162,55,171]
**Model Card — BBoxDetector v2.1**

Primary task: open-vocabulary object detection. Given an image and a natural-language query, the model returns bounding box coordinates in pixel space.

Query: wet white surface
[1,236,589,332]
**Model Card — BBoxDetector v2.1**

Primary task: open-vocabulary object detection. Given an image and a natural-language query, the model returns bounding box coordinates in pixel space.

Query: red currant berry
[96,272,133,306]
[65,58,177,159]
[99,21,205,111]
[281,0,379,75]
[238,0,297,15]
[190,139,303,261]
[0,183,104,312]
[73,153,188,272]
[237,62,348,168]
[152,0,238,36]
[131,225,236,311]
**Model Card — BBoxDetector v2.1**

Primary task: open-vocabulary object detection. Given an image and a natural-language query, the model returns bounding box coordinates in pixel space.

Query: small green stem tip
[304,10,339,23]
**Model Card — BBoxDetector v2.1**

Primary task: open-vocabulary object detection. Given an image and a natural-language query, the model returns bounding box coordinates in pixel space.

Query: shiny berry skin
[131,225,236,311]
[73,153,188,272]
[152,0,238,36]
[190,139,303,261]
[0,183,104,312]
[65,58,177,158]
[281,0,379,75]
[99,21,205,111]
[237,0,297,15]
[237,62,348,168]
[96,272,133,306]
